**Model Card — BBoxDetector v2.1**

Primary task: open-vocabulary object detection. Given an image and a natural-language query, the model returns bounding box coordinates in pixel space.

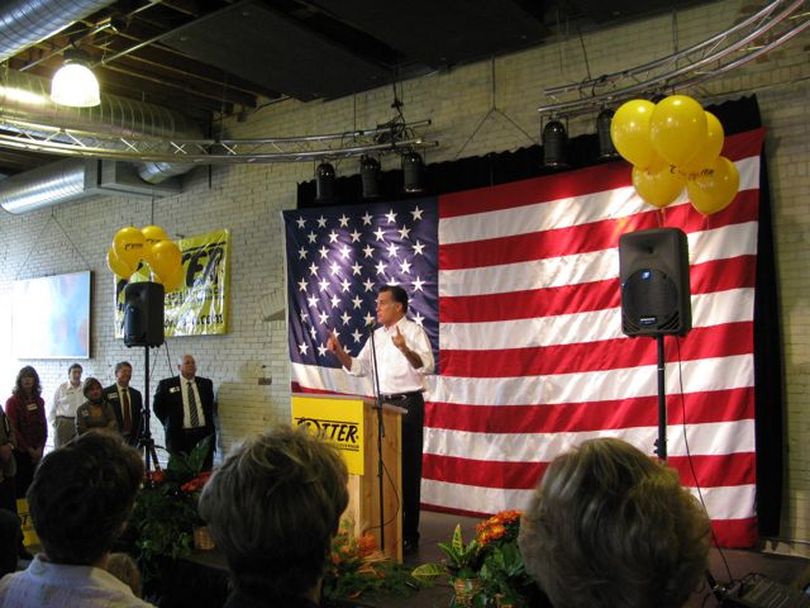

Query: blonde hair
[519,438,710,608]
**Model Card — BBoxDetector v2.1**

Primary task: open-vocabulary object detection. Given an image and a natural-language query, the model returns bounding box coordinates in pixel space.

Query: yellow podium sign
[291,395,365,475]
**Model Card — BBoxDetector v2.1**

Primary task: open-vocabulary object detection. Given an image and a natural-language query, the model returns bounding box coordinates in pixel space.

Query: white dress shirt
[179,377,205,429]
[348,316,434,394]
[0,555,154,607]
[49,382,84,421]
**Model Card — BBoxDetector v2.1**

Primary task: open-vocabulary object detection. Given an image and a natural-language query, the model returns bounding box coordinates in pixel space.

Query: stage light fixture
[542,118,568,168]
[51,49,100,107]
[597,108,619,159]
[402,150,424,193]
[315,162,336,202]
[360,155,381,199]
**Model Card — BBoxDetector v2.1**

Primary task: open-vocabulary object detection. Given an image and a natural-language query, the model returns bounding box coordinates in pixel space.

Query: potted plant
[412,524,485,607]
[126,436,213,591]
[475,510,534,608]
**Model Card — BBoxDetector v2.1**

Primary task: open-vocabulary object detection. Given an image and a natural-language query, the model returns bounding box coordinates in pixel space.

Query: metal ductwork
[0,0,115,63]
[0,2,203,212]
[0,69,202,212]
[0,158,182,214]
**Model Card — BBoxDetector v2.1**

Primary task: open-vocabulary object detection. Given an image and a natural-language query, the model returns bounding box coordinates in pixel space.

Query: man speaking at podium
[327,285,434,555]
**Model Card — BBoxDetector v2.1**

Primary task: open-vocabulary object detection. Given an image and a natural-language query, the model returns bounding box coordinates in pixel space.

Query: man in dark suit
[104,361,143,448]
[153,354,216,470]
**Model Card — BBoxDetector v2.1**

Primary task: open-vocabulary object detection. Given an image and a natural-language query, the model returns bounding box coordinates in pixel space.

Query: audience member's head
[106,552,142,598]
[199,426,349,603]
[27,432,144,565]
[519,438,710,608]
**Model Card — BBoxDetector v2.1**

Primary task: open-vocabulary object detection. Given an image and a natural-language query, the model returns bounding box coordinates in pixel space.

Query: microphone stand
[367,322,386,551]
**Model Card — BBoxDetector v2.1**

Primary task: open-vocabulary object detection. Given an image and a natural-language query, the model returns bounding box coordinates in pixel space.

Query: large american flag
[284,127,765,548]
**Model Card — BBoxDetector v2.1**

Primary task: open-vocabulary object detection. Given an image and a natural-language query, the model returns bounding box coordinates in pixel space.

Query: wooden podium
[291,394,404,562]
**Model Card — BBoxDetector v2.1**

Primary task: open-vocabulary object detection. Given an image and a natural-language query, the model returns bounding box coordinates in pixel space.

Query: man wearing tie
[153,354,216,470]
[104,361,143,448]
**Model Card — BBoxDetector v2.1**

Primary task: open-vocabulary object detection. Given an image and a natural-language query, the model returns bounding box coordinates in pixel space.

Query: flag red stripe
[424,387,755,433]
[439,255,756,323]
[422,451,754,490]
[711,518,759,548]
[440,322,752,378]
[668,452,756,488]
[440,189,758,271]
[439,163,631,219]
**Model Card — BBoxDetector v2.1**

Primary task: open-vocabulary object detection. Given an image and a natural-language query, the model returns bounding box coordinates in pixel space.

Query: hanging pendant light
[51,49,100,108]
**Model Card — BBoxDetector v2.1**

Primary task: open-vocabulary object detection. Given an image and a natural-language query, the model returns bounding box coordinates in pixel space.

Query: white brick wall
[0,0,808,549]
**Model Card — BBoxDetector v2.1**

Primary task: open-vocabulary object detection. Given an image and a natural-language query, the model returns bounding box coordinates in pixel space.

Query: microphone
[365,318,377,332]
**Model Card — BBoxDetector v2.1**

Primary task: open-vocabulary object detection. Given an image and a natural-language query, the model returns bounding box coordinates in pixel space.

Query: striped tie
[188,382,200,427]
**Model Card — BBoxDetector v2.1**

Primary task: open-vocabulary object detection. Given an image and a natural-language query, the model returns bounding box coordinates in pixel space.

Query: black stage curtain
[296,95,783,537]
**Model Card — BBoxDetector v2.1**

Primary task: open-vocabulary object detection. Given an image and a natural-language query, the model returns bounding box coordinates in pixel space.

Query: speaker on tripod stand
[123,281,165,475]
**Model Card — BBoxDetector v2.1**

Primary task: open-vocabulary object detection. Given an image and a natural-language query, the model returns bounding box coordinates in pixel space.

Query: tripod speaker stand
[124,281,165,474]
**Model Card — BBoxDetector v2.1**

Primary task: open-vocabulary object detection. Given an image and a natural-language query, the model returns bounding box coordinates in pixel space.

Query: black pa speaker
[124,282,165,347]
[619,228,692,337]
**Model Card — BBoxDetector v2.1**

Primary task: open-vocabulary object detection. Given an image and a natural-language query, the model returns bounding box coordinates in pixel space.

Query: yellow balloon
[632,165,685,208]
[157,265,185,293]
[686,156,740,215]
[112,226,146,269]
[148,240,182,281]
[141,225,170,244]
[682,111,724,174]
[106,248,136,279]
[610,99,657,168]
[650,95,708,167]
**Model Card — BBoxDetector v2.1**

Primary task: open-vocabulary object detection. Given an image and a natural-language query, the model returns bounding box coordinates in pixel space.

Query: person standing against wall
[5,366,46,498]
[49,363,84,448]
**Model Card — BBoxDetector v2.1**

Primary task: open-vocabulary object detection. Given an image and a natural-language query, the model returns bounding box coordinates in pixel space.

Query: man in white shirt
[327,285,434,553]
[0,432,152,607]
[48,363,83,448]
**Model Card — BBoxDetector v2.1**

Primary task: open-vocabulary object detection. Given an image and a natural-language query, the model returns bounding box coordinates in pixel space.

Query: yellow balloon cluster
[611,95,740,215]
[106,225,184,292]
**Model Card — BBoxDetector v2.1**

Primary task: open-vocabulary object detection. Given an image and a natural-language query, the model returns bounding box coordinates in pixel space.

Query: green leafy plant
[412,512,541,608]
[411,523,484,581]
[126,436,213,584]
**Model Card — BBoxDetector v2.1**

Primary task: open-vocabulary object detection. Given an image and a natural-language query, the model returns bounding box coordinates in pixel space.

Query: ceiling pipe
[0,68,202,212]
[0,1,204,211]
[0,0,115,63]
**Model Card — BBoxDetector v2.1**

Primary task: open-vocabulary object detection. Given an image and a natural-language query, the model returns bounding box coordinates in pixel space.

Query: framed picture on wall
[12,271,91,359]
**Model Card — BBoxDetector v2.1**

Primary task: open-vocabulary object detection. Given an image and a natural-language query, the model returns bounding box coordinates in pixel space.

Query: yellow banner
[115,229,230,337]
[291,395,364,475]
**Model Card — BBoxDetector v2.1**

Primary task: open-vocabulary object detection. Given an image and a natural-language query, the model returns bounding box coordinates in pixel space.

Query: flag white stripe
[421,478,756,521]
[440,288,754,350]
[423,420,755,462]
[439,157,760,245]
[431,354,754,405]
[439,222,757,297]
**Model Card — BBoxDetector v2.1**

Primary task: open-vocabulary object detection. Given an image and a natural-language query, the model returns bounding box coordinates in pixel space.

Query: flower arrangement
[126,437,213,583]
[412,510,542,608]
[475,511,536,607]
[322,519,417,604]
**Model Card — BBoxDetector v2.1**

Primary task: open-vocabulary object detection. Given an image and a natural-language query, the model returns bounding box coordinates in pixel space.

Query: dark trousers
[13,450,34,499]
[399,393,424,544]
